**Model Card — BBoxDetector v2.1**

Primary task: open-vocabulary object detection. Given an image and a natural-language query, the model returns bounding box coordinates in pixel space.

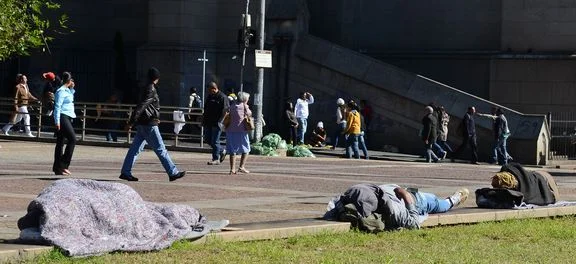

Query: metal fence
[0,97,205,148]
[548,112,576,160]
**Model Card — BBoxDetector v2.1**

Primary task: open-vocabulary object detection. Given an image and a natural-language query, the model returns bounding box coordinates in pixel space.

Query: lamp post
[239,0,251,93]
[254,0,266,142]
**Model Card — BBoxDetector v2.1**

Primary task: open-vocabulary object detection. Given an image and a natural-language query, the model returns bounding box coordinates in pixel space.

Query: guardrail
[0,97,205,148]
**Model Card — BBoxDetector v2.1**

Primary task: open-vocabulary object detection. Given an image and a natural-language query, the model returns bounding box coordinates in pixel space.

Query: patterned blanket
[17,179,210,257]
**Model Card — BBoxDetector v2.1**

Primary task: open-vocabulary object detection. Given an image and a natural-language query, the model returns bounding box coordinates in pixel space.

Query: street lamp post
[254,0,266,142]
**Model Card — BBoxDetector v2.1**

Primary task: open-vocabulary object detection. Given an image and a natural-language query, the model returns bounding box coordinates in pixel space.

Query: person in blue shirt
[53,72,77,176]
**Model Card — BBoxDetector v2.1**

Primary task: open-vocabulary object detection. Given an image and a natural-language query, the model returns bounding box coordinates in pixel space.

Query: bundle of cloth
[17,179,227,257]
[475,162,560,209]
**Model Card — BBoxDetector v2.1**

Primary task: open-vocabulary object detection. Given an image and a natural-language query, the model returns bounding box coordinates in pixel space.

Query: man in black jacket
[452,106,479,164]
[203,82,229,165]
[421,106,439,163]
[119,67,186,182]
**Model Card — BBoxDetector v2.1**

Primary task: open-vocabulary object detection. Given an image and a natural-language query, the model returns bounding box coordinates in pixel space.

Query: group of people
[421,104,512,165]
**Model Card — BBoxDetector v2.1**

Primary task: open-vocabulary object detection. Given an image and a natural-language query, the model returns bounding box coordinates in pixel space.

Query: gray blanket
[17,179,209,257]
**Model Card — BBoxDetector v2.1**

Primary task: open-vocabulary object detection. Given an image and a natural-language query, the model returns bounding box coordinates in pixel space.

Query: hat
[42,72,55,81]
[147,67,160,81]
[317,121,324,128]
[336,98,345,106]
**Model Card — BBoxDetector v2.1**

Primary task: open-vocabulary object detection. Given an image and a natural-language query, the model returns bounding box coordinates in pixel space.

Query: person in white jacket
[294,91,314,144]
[331,98,347,149]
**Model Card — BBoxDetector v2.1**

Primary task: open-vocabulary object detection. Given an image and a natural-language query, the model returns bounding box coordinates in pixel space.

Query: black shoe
[169,171,186,182]
[119,174,139,181]
[219,150,227,163]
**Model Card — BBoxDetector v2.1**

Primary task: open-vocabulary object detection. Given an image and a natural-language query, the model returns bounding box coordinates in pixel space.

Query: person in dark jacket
[203,82,230,165]
[119,67,186,182]
[421,106,439,163]
[283,101,298,146]
[452,106,479,164]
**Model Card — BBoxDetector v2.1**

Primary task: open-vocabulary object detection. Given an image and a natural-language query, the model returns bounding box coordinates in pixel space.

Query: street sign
[255,50,272,68]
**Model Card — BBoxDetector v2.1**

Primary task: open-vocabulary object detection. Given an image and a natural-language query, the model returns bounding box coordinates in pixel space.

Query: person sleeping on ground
[476,162,560,209]
[324,183,469,232]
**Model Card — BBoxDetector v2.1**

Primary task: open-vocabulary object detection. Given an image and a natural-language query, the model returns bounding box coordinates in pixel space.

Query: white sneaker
[1,129,8,136]
[207,160,220,165]
[449,188,469,208]
[26,133,34,137]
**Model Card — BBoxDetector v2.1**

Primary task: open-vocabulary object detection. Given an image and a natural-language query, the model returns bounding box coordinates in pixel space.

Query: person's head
[300,91,307,100]
[147,67,160,84]
[61,72,74,87]
[317,121,324,130]
[468,106,476,114]
[496,108,504,116]
[336,98,345,107]
[347,100,359,111]
[15,74,27,84]
[425,106,434,114]
[42,72,56,82]
[237,91,250,103]
[189,87,197,95]
[208,82,219,94]
[285,101,293,111]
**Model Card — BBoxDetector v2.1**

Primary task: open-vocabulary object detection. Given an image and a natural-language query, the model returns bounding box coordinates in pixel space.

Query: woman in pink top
[225,92,252,174]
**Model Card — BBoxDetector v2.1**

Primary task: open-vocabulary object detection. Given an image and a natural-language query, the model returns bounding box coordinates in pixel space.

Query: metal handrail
[0,97,205,148]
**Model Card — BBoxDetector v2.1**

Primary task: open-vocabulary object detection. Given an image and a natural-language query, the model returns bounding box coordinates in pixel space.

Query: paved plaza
[1,139,576,261]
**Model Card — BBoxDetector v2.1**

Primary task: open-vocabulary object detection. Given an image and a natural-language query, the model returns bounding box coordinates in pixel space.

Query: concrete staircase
[287,34,549,165]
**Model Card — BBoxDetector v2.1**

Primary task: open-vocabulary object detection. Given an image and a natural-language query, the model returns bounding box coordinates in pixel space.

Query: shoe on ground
[219,150,227,163]
[119,174,139,181]
[441,152,447,160]
[471,161,480,165]
[26,133,34,137]
[449,188,470,208]
[169,171,186,181]
[2,129,8,136]
[207,160,220,165]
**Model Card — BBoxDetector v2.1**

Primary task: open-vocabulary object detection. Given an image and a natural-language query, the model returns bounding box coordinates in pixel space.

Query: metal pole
[254,0,266,142]
[240,0,251,93]
[201,49,207,148]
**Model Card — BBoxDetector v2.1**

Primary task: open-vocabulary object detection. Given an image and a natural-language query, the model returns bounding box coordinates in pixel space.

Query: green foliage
[0,0,68,61]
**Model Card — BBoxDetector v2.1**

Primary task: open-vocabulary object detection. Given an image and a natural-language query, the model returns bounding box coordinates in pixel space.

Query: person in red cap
[42,72,61,117]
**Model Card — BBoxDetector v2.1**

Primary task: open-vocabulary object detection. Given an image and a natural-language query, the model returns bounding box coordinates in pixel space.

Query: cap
[317,121,324,128]
[42,72,55,81]
[336,98,345,106]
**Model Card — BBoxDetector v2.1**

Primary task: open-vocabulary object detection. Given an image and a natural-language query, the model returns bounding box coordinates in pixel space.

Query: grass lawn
[19,216,576,264]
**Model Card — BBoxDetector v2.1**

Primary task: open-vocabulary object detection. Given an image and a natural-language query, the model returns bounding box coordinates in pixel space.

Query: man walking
[452,106,479,164]
[294,91,314,145]
[203,82,229,165]
[421,106,440,163]
[119,67,186,181]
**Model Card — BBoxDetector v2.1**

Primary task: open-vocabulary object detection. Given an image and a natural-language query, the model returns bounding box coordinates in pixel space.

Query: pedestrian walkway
[1,140,575,262]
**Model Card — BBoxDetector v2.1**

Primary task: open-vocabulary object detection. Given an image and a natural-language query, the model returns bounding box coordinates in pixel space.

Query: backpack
[191,95,202,108]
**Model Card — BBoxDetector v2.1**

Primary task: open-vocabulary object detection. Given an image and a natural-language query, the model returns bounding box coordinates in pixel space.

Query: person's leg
[497,136,509,165]
[433,142,446,159]
[239,153,249,173]
[351,134,360,159]
[3,110,25,133]
[53,120,66,173]
[229,154,236,174]
[332,125,341,149]
[470,136,479,163]
[21,106,32,135]
[296,118,304,144]
[421,192,452,214]
[208,126,222,162]
[345,134,353,158]
[290,126,297,146]
[145,125,179,177]
[60,116,76,170]
[359,134,369,159]
[120,126,147,176]
[439,141,453,153]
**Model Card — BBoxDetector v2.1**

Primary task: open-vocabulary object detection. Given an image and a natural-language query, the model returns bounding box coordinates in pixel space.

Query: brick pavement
[1,139,576,261]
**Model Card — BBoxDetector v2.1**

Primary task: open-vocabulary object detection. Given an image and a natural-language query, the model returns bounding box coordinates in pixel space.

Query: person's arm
[53,88,65,129]
[393,187,421,229]
[127,86,155,127]
[307,93,314,104]
[13,86,20,111]
[477,113,497,120]
[343,113,353,134]
[188,96,194,113]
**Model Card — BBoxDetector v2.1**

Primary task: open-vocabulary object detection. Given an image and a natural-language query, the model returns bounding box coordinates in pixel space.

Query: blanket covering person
[476,162,559,208]
[17,179,210,257]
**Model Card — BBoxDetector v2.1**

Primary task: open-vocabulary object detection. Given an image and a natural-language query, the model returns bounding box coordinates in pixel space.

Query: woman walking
[225,92,252,174]
[2,74,38,137]
[53,72,76,175]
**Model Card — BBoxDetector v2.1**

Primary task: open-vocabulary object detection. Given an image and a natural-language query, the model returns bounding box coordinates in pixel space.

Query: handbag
[222,112,231,129]
[243,103,255,131]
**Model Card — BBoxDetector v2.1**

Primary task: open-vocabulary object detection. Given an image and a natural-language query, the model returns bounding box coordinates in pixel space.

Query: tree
[0,0,68,61]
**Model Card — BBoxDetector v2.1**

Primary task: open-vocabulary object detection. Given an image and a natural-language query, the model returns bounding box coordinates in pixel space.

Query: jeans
[414,192,452,215]
[424,140,439,162]
[296,118,307,144]
[205,125,223,161]
[53,114,76,172]
[121,125,178,177]
[453,135,478,163]
[332,122,346,148]
[432,143,446,158]
[496,134,510,165]
[358,132,369,159]
[437,140,453,153]
[345,134,360,159]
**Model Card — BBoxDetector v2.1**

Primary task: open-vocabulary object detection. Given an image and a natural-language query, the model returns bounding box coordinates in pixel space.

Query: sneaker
[441,152,447,160]
[169,171,186,181]
[26,133,34,137]
[449,188,470,208]
[219,150,227,163]
[2,129,8,136]
[119,174,139,181]
[207,160,220,165]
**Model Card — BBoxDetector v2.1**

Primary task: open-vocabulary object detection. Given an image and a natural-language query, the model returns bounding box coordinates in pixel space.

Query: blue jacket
[53,85,76,125]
